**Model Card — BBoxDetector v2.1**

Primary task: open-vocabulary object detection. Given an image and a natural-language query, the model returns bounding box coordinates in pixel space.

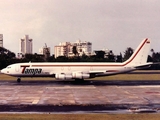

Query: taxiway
[0,80,159,112]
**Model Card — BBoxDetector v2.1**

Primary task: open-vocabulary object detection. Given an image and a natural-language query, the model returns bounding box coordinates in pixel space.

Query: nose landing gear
[17,78,21,83]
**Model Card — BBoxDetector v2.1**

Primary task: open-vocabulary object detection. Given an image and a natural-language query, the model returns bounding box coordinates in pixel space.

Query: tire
[17,78,21,83]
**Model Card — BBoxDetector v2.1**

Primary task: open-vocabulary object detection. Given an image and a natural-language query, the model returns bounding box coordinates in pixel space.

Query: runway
[0,80,160,113]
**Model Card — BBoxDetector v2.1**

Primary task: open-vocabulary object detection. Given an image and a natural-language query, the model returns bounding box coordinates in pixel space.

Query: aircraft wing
[89,70,106,74]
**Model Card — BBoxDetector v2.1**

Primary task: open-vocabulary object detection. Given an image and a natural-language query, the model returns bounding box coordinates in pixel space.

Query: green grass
[0,114,160,120]
[92,74,160,81]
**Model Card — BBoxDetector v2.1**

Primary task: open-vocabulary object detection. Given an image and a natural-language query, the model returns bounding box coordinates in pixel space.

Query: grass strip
[0,114,160,120]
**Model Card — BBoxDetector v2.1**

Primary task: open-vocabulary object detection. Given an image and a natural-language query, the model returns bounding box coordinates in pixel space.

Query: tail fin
[124,38,151,66]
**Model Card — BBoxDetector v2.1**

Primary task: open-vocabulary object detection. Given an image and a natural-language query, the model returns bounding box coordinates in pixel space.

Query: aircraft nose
[1,69,4,74]
[1,68,6,74]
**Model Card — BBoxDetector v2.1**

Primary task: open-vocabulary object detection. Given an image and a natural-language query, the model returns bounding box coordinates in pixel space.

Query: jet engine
[72,72,90,79]
[55,72,90,80]
[55,73,72,80]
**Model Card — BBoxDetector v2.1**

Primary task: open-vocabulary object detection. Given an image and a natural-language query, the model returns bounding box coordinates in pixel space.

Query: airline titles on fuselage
[21,66,42,74]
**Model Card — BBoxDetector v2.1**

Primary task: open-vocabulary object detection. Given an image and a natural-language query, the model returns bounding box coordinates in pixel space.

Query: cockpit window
[7,66,11,69]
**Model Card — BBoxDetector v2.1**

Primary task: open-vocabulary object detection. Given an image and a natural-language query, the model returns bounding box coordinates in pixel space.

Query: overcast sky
[0,0,160,55]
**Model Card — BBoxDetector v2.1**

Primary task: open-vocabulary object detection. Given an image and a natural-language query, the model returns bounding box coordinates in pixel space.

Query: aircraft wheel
[17,78,21,83]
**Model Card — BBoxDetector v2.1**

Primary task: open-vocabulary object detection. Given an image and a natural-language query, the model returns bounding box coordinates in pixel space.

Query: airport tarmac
[0,80,160,113]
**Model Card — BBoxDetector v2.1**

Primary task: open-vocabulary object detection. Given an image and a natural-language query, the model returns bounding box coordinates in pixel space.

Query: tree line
[0,47,160,70]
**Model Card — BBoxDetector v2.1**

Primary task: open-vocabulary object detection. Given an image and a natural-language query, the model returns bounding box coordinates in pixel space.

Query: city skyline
[1,0,160,55]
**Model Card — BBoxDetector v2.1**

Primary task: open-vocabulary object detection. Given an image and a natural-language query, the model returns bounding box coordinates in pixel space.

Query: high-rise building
[0,34,3,47]
[39,46,51,59]
[54,40,92,58]
[20,35,33,54]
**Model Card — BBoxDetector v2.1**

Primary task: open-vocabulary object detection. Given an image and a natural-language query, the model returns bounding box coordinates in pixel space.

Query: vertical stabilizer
[124,38,150,66]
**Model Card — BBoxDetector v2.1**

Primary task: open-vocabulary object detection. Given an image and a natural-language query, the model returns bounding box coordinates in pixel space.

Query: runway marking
[32,100,39,104]
[128,96,139,98]
[139,85,160,88]
[124,91,130,94]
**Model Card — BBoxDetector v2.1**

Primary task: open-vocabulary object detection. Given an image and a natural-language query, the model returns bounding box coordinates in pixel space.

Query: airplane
[1,38,152,83]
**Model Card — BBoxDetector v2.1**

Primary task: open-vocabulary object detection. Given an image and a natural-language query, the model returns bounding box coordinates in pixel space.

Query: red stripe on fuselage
[20,65,30,67]
[30,39,148,67]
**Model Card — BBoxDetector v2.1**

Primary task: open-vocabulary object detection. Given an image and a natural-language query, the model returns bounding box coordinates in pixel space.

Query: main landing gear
[17,78,21,83]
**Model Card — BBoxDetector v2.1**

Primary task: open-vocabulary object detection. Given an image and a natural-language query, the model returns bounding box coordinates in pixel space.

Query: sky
[0,0,160,55]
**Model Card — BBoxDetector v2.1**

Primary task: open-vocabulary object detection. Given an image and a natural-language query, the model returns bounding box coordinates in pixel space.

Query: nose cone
[1,68,7,74]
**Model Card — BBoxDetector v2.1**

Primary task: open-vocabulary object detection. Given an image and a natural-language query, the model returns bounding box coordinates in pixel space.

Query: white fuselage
[1,62,135,79]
